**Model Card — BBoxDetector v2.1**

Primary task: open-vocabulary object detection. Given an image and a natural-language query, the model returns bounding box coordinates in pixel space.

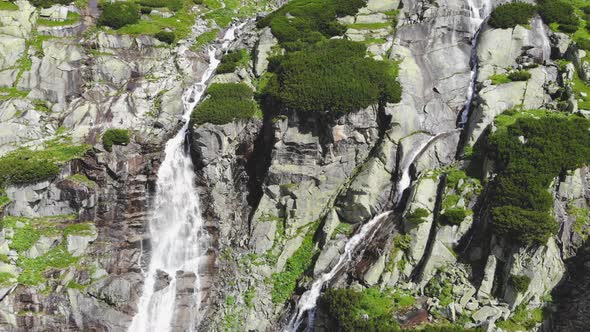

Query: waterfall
[532,17,551,62]
[459,0,492,125]
[286,131,455,332]
[128,24,242,332]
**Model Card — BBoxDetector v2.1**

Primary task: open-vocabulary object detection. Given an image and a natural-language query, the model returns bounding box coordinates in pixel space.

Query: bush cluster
[191,83,258,125]
[217,49,249,74]
[154,31,175,44]
[139,0,183,11]
[538,0,580,32]
[102,129,131,152]
[488,3,537,29]
[318,288,401,331]
[29,0,70,8]
[507,70,532,81]
[440,208,467,226]
[256,0,367,49]
[0,141,89,186]
[262,39,401,114]
[98,2,141,29]
[485,110,590,245]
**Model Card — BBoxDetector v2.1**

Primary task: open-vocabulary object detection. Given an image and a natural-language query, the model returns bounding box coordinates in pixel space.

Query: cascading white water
[128,25,242,332]
[286,131,455,332]
[532,17,551,62]
[459,0,493,125]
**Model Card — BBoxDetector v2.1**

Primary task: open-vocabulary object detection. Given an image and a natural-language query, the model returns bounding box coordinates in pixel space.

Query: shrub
[509,274,531,293]
[0,141,89,186]
[406,208,429,224]
[538,0,579,27]
[29,0,70,8]
[485,110,590,245]
[256,0,367,47]
[263,39,401,114]
[217,49,249,74]
[488,3,537,29]
[318,288,401,332]
[559,23,579,33]
[98,2,140,29]
[139,0,183,11]
[102,129,131,152]
[154,31,175,44]
[140,7,152,14]
[191,83,258,125]
[577,38,590,50]
[507,70,531,81]
[440,208,467,226]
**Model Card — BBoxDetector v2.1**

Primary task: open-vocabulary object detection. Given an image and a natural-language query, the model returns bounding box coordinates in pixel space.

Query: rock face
[0,0,589,330]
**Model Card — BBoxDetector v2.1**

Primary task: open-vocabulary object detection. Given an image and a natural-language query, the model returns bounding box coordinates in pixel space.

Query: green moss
[271,223,318,304]
[442,194,460,209]
[38,12,80,27]
[490,73,512,85]
[63,222,94,237]
[332,222,354,238]
[191,83,259,125]
[102,129,130,152]
[440,208,467,226]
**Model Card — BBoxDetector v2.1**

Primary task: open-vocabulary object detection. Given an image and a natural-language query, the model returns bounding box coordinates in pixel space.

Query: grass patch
[192,29,219,50]
[0,1,18,11]
[0,87,28,101]
[496,305,543,332]
[38,12,80,27]
[405,208,429,225]
[17,246,79,286]
[66,174,97,188]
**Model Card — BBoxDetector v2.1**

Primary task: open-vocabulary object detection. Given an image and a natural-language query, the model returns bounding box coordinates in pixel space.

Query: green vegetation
[539,0,580,33]
[440,208,467,226]
[5,217,41,253]
[508,70,532,81]
[0,87,28,101]
[29,0,70,8]
[332,222,354,238]
[191,83,259,125]
[406,208,429,224]
[263,39,401,114]
[568,205,590,239]
[484,109,590,245]
[347,22,392,30]
[138,0,183,11]
[102,129,131,152]
[425,275,454,307]
[0,1,18,11]
[18,246,78,286]
[509,274,531,293]
[257,0,367,49]
[571,69,590,110]
[318,287,417,331]
[217,49,250,74]
[66,174,97,188]
[193,29,219,50]
[98,2,141,29]
[154,31,175,44]
[490,70,531,85]
[37,12,80,27]
[488,3,537,29]
[0,139,89,186]
[496,305,543,332]
[271,224,318,304]
[0,272,15,286]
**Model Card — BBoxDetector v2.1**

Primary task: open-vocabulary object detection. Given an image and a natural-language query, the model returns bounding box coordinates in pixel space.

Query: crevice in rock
[411,173,446,282]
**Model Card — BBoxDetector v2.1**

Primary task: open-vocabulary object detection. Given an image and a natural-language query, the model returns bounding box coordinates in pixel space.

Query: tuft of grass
[37,12,80,27]
[0,1,18,11]
[102,129,130,152]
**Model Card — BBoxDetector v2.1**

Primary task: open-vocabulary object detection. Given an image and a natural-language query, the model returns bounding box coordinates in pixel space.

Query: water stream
[286,130,455,332]
[459,0,492,125]
[128,25,241,332]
